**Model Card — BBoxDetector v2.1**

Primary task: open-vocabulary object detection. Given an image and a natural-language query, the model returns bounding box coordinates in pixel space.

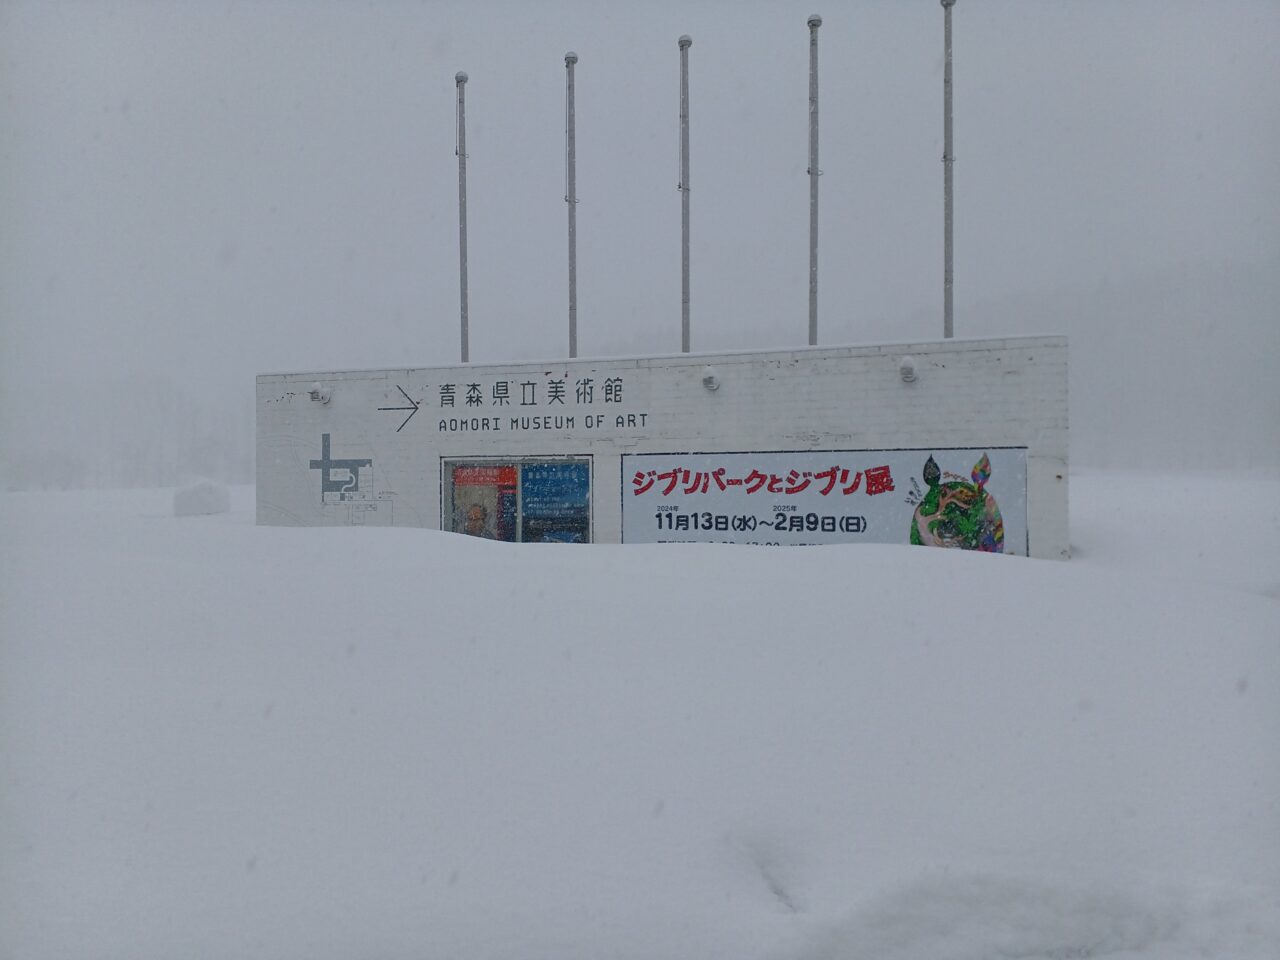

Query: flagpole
[808,14,822,346]
[455,71,470,362]
[942,0,956,338]
[678,35,692,353]
[565,52,579,358]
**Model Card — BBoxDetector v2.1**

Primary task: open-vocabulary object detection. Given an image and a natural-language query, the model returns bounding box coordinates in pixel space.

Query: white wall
[257,336,1068,558]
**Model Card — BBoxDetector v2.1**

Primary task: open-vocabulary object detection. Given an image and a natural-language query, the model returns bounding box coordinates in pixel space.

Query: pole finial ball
[565,52,578,64]
[941,0,956,8]
[808,14,822,28]
[455,71,468,84]
[678,34,692,49]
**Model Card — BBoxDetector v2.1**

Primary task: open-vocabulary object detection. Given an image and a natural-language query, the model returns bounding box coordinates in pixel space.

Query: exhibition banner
[622,448,1027,553]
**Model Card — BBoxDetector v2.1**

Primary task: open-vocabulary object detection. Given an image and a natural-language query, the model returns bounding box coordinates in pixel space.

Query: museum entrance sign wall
[257,336,1069,558]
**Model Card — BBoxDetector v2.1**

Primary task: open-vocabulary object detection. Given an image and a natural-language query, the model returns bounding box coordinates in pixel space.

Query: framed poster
[444,458,592,543]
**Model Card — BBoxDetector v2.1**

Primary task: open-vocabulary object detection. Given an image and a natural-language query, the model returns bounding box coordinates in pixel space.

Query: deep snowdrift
[1,472,1277,959]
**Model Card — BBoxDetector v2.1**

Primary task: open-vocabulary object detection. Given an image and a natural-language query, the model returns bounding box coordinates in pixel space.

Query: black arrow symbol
[378,385,420,432]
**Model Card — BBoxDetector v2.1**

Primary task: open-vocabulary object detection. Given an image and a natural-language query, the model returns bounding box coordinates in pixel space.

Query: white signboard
[259,338,1067,557]
[622,448,1028,553]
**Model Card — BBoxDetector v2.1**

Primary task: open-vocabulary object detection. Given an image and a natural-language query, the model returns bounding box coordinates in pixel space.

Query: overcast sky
[1,0,1277,474]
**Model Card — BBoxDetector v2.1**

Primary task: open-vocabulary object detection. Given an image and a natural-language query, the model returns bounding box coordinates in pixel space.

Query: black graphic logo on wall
[309,433,372,503]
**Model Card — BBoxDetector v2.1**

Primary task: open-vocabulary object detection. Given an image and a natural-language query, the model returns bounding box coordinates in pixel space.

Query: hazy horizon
[2,0,1277,489]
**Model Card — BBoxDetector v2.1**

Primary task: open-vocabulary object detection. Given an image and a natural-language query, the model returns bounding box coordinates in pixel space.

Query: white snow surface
[1,471,1277,960]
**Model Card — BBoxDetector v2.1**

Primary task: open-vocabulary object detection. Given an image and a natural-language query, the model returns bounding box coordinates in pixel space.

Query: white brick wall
[257,336,1069,558]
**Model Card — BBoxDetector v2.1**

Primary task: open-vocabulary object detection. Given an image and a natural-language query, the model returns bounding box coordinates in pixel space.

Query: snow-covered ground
[1,471,1277,960]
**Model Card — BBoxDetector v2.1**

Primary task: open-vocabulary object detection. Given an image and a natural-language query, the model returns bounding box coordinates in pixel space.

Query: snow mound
[172,479,230,516]
[799,874,1279,960]
[1,472,1277,960]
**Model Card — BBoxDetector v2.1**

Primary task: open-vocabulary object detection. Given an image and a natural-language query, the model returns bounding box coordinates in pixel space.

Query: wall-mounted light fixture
[702,365,720,391]
[308,382,332,403]
[898,356,917,383]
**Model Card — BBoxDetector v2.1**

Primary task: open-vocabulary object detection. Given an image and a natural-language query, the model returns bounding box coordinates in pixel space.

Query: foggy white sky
[1,0,1277,476]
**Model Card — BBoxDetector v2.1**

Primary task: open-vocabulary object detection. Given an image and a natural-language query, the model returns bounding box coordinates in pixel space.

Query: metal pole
[807,14,821,347]
[678,35,692,353]
[455,71,470,362]
[565,52,579,359]
[942,0,955,339]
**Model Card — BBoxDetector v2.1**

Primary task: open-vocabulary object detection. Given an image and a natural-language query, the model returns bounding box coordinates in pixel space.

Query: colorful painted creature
[910,453,1004,552]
